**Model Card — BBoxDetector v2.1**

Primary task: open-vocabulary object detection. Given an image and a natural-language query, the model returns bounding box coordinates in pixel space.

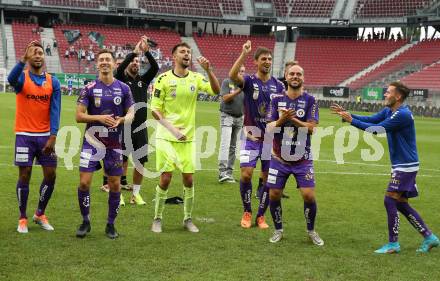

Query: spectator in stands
[390,34,395,41]
[218,65,245,184]
[86,51,91,64]
[223,28,227,36]
[64,49,69,59]
[115,58,124,69]
[367,33,372,41]
[81,49,86,60]
[228,28,232,36]
[69,46,75,57]
[197,28,203,37]
[46,44,51,56]
[380,31,385,40]
[53,39,57,49]
[397,32,402,41]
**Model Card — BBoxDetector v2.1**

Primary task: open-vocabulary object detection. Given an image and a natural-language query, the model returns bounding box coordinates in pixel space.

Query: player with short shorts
[8,40,61,234]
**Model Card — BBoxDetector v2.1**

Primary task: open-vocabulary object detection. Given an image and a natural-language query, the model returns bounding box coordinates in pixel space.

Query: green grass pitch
[0,93,439,281]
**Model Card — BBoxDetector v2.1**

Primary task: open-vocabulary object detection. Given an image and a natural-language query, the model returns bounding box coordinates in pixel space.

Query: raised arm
[115,52,136,81]
[197,56,220,95]
[228,40,251,87]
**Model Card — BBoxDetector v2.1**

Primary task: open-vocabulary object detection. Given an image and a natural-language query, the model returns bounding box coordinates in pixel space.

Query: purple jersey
[242,75,285,139]
[78,79,134,149]
[267,92,318,162]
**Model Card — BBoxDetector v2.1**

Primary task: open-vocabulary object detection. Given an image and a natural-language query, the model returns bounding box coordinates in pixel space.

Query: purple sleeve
[267,97,279,122]
[306,96,319,123]
[77,86,90,107]
[123,85,135,110]
[241,75,252,94]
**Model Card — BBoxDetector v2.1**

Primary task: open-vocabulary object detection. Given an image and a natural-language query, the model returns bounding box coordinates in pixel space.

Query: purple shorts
[387,170,418,198]
[239,139,271,172]
[266,158,315,189]
[14,134,57,167]
[79,140,123,176]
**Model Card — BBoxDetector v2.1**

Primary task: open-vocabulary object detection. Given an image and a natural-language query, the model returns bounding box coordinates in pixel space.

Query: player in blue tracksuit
[331,81,439,254]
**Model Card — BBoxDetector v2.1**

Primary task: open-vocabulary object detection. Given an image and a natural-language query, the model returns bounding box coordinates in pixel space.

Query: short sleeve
[306,96,319,123]
[241,74,252,94]
[150,74,166,111]
[123,84,134,110]
[220,79,231,97]
[77,85,91,107]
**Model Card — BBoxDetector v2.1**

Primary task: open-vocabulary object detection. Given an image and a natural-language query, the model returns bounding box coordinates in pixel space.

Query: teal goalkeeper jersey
[151,70,215,142]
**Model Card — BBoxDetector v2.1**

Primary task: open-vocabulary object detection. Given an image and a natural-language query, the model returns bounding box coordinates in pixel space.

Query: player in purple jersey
[229,40,285,229]
[332,81,439,253]
[75,49,134,239]
[265,64,324,245]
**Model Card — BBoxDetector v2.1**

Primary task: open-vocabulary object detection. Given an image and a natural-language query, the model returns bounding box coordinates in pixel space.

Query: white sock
[132,185,141,196]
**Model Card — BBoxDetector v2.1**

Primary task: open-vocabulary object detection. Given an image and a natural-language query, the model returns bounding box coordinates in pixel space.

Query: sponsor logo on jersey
[93,88,102,94]
[114,96,122,105]
[26,94,50,101]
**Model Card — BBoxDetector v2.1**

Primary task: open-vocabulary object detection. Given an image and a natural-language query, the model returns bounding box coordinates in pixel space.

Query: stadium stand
[52,24,181,73]
[348,40,440,90]
[294,37,406,87]
[271,0,335,18]
[138,0,243,17]
[401,62,440,91]
[354,0,434,18]
[11,21,41,59]
[40,0,106,9]
[193,33,276,79]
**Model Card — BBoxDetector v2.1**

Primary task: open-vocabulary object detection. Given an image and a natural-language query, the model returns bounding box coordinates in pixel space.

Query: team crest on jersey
[190,85,196,92]
[253,83,259,100]
[296,109,305,118]
[258,102,267,117]
[138,81,143,88]
[113,96,122,105]
[94,97,101,107]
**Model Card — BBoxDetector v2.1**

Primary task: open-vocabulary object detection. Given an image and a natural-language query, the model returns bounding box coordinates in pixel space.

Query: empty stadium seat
[193,33,276,80]
[294,38,406,87]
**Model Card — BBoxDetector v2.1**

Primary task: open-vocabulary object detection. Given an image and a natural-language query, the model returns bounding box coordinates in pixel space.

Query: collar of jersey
[172,70,189,78]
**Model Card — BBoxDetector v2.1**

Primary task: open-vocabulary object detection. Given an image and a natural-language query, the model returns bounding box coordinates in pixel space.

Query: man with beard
[111,36,159,205]
[331,81,439,253]
[265,64,323,245]
[8,40,61,233]
[229,40,285,229]
[150,42,220,233]
[75,49,134,239]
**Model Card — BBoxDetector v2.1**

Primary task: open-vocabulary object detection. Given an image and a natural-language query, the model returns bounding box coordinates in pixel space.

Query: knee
[45,173,56,184]
[107,177,120,192]
[240,171,252,183]
[19,173,31,184]
[183,175,193,187]
[78,181,90,191]
[269,189,282,201]
[160,173,172,188]
[303,194,315,203]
